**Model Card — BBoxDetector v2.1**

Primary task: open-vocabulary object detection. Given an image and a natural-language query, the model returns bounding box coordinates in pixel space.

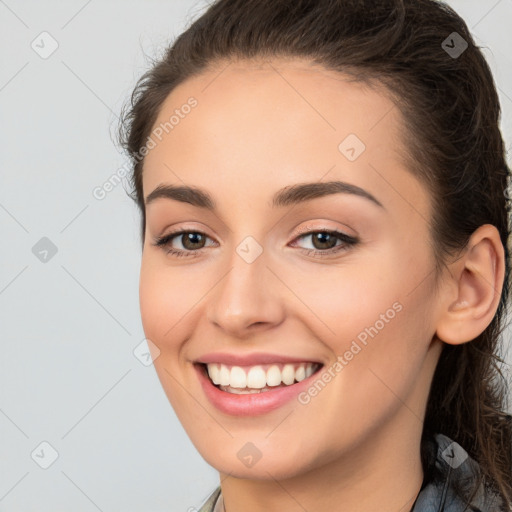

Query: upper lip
[195,352,324,366]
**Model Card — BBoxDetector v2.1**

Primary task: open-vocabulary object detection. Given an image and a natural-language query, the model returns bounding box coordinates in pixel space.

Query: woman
[118,0,512,510]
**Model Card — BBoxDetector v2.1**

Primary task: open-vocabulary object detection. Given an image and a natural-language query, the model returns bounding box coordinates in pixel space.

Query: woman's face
[139,58,444,479]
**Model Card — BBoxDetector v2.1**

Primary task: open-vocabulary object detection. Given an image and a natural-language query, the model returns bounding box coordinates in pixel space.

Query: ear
[435,224,505,345]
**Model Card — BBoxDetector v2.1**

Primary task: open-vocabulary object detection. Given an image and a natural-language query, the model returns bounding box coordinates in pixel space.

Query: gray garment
[411,433,507,512]
[197,486,222,512]
[197,433,508,512]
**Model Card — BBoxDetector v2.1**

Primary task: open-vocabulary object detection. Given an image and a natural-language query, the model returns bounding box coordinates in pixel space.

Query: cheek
[139,264,171,343]
[298,248,435,395]
[292,287,434,460]
[138,256,202,349]
[285,255,402,350]
[138,258,203,415]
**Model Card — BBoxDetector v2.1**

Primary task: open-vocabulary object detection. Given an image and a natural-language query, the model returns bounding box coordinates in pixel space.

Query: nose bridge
[206,233,284,334]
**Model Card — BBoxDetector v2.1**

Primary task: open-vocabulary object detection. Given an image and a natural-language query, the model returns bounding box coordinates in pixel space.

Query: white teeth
[205,362,319,391]
[281,364,295,385]
[247,366,267,389]
[230,366,247,388]
[266,365,282,386]
[209,363,220,385]
[219,364,230,386]
[223,387,264,395]
[295,365,306,382]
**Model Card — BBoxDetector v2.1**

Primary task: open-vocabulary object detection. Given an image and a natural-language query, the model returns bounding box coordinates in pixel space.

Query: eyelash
[152,228,358,259]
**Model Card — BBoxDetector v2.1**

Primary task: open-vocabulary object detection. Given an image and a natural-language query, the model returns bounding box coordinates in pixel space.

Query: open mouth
[198,361,323,394]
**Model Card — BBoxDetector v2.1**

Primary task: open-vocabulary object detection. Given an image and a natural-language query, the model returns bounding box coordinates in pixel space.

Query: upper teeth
[206,362,318,389]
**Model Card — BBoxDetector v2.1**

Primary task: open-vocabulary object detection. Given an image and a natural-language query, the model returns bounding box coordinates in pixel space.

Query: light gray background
[1,1,511,511]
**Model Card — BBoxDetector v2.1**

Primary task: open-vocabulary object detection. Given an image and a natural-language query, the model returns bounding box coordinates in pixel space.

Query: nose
[206,244,285,338]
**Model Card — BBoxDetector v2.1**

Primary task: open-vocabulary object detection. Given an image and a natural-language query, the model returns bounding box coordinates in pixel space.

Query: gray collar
[411,433,506,512]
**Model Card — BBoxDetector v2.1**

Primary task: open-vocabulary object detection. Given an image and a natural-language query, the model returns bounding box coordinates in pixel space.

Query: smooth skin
[139,58,504,512]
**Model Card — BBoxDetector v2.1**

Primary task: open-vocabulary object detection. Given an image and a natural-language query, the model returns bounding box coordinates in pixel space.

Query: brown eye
[292,229,359,257]
[153,228,358,259]
[180,232,207,250]
[309,232,339,250]
[153,230,216,258]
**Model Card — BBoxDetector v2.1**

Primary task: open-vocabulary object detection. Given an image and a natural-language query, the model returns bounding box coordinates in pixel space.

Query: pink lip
[196,351,322,366]
[194,362,323,416]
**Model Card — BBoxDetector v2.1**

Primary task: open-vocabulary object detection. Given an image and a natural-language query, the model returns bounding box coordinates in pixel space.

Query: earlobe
[435,224,505,345]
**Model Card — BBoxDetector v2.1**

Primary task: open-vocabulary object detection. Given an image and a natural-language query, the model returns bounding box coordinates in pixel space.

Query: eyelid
[291,222,356,239]
[289,228,358,252]
[153,229,358,263]
[156,223,217,241]
[156,222,355,245]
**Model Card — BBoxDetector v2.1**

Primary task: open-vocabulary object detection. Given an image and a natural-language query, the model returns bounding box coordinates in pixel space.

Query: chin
[196,439,323,481]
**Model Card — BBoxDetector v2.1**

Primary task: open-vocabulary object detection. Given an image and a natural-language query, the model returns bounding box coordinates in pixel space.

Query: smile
[205,362,321,393]
[195,358,324,416]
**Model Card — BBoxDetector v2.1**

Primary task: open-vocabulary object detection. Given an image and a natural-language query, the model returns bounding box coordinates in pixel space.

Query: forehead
[142,57,426,217]
[148,58,404,146]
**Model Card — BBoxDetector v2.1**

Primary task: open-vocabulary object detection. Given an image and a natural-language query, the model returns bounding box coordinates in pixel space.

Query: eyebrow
[145,180,384,210]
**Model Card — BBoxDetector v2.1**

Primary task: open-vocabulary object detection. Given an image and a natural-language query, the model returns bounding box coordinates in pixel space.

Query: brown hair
[118,0,512,507]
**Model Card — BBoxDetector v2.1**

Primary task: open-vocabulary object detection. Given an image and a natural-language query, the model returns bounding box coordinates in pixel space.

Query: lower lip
[195,363,321,416]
